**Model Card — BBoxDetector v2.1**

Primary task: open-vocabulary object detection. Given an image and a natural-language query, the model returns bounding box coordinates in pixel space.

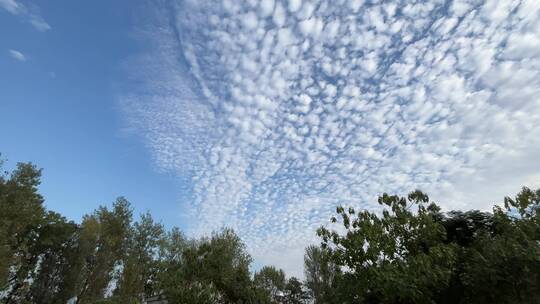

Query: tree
[457,187,540,303]
[27,211,79,304]
[317,191,457,303]
[74,198,133,303]
[115,211,164,302]
[3,154,538,304]
[149,225,224,304]
[283,277,309,304]
[0,162,81,304]
[317,189,540,304]
[253,266,286,302]
[0,162,46,302]
[303,245,338,303]
[156,226,187,289]
[160,229,260,304]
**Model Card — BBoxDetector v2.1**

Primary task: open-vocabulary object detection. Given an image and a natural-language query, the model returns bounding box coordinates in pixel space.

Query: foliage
[0,162,46,302]
[75,198,133,303]
[254,266,286,302]
[283,277,309,304]
[114,212,164,302]
[159,229,264,304]
[303,245,339,303]
[317,189,540,304]
[456,188,540,303]
[27,211,79,304]
[1,156,539,304]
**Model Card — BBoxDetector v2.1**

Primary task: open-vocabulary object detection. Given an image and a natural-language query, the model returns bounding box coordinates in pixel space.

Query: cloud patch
[8,49,26,61]
[0,0,50,31]
[124,0,540,277]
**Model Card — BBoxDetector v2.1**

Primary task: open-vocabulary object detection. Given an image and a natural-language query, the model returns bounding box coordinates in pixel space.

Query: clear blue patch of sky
[0,0,189,230]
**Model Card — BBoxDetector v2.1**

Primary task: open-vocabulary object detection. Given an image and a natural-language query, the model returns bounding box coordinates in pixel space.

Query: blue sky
[2,0,540,277]
[0,0,188,229]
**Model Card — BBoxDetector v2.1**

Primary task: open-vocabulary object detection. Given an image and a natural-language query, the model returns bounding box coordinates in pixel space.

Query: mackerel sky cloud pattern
[125,0,540,276]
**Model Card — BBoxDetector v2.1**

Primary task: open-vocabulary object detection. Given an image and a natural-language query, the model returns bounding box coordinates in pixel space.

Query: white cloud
[0,0,51,31]
[8,49,26,61]
[124,0,540,278]
[288,0,302,13]
[28,16,50,31]
[0,0,19,13]
[259,0,274,17]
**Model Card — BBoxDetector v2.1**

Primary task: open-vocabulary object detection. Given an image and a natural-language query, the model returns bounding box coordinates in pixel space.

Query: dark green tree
[160,229,261,304]
[74,198,133,303]
[431,210,493,303]
[283,277,309,304]
[0,162,46,303]
[115,212,164,302]
[457,188,540,303]
[303,245,338,303]
[253,266,286,302]
[27,211,79,304]
[318,189,540,304]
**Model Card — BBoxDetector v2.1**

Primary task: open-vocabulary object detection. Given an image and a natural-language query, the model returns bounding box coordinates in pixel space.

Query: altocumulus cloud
[123,0,540,277]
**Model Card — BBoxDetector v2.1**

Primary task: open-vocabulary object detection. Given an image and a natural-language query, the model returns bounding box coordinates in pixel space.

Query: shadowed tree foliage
[0,162,46,303]
[27,211,79,304]
[283,277,309,304]
[456,188,540,303]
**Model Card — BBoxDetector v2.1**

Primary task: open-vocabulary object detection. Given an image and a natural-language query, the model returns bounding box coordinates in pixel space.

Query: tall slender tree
[115,212,164,302]
[27,211,79,304]
[0,162,46,303]
[74,198,133,303]
[303,245,338,303]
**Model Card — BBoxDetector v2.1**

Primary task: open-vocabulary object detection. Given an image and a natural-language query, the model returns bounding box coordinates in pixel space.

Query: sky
[2,0,540,277]
[0,0,187,229]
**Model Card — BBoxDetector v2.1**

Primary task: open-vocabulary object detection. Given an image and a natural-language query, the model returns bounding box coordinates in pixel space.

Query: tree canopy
[1,157,538,303]
[317,189,540,304]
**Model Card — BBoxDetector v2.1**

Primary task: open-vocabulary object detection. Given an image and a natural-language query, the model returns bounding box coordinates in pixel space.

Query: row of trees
[309,190,540,303]
[0,161,309,303]
[1,158,539,303]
